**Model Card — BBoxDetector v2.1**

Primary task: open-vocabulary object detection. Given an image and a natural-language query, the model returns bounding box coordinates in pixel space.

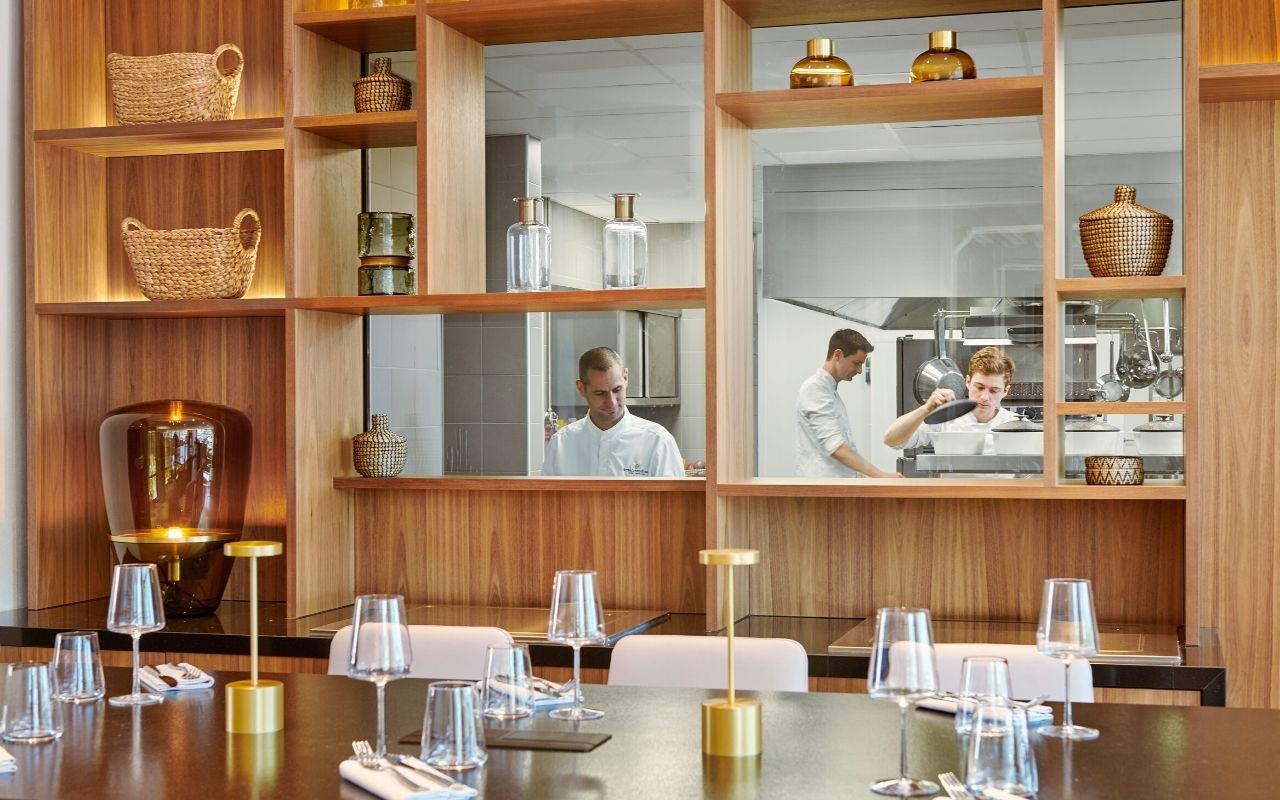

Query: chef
[883,346,1019,454]
[543,346,685,477]
[795,329,901,478]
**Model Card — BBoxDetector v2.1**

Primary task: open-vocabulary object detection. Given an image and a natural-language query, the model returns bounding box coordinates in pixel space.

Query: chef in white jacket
[795,329,901,478]
[883,346,1019,453]
[543,346,685,477]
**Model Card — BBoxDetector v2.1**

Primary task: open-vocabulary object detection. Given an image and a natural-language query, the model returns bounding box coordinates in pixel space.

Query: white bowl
[932,431,987,455]
[993,431,1043,456]
[1133,430,1183,456]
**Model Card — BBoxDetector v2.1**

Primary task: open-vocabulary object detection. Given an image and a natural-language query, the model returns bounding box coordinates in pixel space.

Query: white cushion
[608,635,809,693]
[933,642,1093,702]
[328,624,514,681]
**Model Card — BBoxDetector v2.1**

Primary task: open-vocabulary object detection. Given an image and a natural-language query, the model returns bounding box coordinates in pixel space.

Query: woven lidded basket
[122,209,261,301]
[353,58,412,113]
[353,414,407,478]
[108,43,243,125]
[1079,185,1173,278]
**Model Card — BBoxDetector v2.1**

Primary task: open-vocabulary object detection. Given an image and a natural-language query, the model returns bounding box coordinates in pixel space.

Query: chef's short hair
[826,329,873,359]
[578,346,625,384]
[967,346,1016,385]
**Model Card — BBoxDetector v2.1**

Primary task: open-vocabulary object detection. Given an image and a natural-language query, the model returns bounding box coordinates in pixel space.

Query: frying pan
[913,313,967,404]
[925,398,978,425]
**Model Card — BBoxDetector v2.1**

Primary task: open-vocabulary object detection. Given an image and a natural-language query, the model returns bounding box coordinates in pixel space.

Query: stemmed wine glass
[547,570,606,721]
[1036,578,1101,740]
[867,607,939,797]
[106,563,166,707]
[347,594,413,756]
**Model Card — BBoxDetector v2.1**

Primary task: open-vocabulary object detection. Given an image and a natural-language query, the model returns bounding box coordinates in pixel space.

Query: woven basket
[353,58,412,113]
[1084,455,1145,486]
[353,414,407,478]
[122,209,261,300]
[108,43,243,125]
[1079,185,1173,278]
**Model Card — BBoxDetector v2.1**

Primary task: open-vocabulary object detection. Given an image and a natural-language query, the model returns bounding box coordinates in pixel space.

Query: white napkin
[0,745,15,774]
[138,662,215,693]
[338,758,477,799]
[916,696,1053,723]
[479,677,573,709]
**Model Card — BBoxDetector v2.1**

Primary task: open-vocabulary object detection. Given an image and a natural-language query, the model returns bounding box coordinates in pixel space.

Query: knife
[143,665,177,688]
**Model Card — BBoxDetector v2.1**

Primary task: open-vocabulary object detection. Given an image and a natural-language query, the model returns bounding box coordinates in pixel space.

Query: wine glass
[546,570,606,721]
[1036,578,1101,740]
[347,594,413,756]
[106,563,166,707]
[867,607,939,797]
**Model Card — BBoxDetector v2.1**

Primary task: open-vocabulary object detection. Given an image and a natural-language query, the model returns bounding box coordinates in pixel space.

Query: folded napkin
[139,662,215,693]
[339,757,477,799]
[0,745,15,775]
[479,677,573,709]
[917,696,1053,724]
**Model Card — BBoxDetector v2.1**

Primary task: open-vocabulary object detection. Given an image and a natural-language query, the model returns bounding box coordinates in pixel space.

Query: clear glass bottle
[602,193,647,289]
[910,30,977,82]
[789,38,854,89]
[506,197,550,292]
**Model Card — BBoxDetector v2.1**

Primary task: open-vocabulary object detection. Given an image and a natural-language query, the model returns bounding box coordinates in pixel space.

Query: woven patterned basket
[108,43,243,125]
[1084,455,1145,486]
[1079,185,1173,278]
[122,209,261,300]
[353,414,407,478]
[353,58,412,113]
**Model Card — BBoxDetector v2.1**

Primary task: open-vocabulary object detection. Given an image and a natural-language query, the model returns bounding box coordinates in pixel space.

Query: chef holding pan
[883,346,1020,453]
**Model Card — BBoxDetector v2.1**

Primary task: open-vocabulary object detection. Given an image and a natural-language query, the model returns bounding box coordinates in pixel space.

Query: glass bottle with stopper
[507,197,551,292]
[910,31,977,82]
[789,38,854,88]
[602,193,647,289]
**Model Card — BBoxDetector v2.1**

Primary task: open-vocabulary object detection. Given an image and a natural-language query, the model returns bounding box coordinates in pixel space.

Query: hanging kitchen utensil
[924,398,978,425]
[913,312,968,404]
[1153,298,1183,398]
[1116,304,1159,389]
[1007,324,1043,345]
[1094,339,1130,402]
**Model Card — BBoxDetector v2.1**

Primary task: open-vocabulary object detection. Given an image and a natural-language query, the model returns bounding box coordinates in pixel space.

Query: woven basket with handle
[122,209,261,301]
[107,43,244,125]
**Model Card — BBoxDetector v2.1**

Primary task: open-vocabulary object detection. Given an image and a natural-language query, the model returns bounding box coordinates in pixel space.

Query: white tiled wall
[675,309,707,466]
[368,315,444,475]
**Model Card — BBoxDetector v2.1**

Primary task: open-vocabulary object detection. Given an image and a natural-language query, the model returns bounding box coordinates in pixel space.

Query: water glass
[2,662,64,743]
[867,607,939,797]
[546,570,607,721]
[53,631,106,704]
[421,681,487,770]
[347,594,413,757]
[482,644,534,720]
[1036,578,1101,740]
[964,704,1038,797]
[955,656,1011,734]
[106,563,166,707]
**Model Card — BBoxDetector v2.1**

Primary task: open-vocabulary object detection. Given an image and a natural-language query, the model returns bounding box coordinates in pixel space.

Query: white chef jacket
[543,409,684,477]
[901,406,1019,455]
[795,368,861,478]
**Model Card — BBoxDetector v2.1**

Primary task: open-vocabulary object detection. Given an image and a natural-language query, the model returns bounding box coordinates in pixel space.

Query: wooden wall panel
[105,150,286,301]
[0,647,328,675]
[1199,0,1278,65]
[353,490,706,613]
[31,145,106,304]
[288,131,360,298]
[742,497,1185,624]
[289,25,361,119]
[27,0,106,130]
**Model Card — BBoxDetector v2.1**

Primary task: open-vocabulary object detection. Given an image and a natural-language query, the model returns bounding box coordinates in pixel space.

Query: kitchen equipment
[1133,416,1183,456]
[932,431,987,455]
[913,313,968,404]
[1064,417,1122,455]
[1078,185,1173,278]
[1094,340,1130,402]
[1085,455,1144,486]
[1153,299,1183,398]
[925,399,977,424]
[1007,324,1043,344]
[550,310,680,407]
[1115,333,1158,389]
[992,417,1044,455]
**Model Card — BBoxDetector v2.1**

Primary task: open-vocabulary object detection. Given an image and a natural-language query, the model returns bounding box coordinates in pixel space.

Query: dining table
[0,667,1274,798]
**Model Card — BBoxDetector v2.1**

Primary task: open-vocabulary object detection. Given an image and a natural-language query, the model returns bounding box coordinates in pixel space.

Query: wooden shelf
[294,111,416,148]
[335,476,705,492]
[716,76,1042,130]
[33,118,285,157]
[34,299,290,319]
[294,6,416,52]
[1056,275,1186,299]
[1200,62,1280,103]
[1056,402,1185,417]
[714,478,1185,500]
[721,0,1155,28]
[294,287,707,315]
[425,0,701,45]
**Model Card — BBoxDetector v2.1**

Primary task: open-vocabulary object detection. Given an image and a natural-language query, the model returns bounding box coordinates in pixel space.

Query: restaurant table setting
[137,662,215,692]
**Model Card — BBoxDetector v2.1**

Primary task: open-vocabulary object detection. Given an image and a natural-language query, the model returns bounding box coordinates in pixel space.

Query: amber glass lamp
[789,38,854,89]
[99,400,253,616]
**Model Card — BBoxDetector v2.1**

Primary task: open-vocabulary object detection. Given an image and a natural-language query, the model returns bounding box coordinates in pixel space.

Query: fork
[166,662,201,680]
[938,772,976,800]
[352,740,421,792]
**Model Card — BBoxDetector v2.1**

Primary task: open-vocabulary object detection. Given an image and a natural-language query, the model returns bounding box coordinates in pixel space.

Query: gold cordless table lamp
[224,540,284,734]
[700,548,761,757]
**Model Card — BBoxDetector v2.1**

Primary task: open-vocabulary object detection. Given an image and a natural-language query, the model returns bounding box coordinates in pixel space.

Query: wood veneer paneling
[26,0,106,130]
[352,490,706,613]
[0,646,329,675]
[287,131,360,298]
[290,25,362,119]
[1199,0,1279,65]
[31,144,107,304]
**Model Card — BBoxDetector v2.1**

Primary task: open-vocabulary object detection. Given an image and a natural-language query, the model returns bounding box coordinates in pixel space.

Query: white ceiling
[483,1,1182,223]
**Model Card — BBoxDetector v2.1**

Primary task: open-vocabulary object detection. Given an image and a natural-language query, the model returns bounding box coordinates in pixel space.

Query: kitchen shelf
[294,287,706,315]
[1056,402,1185,416]
[1056,275,1186,300]
[33,118,285,157]
[714,478,1185,500]
[335,476,705,492]
[293,6,417,52]
[425,0,701,45]
[716,76,1042,130]
[720,0,1151,28]
[1200,62,1280,103]
[294,111,416,149]
[34,299,290,319]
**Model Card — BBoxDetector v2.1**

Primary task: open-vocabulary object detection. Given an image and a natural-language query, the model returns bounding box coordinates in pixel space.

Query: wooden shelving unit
[295,288,706,315]
[33,118,285,157]
[425,0,701,45]
[720,0,1156,28]
[335,477,706,493]
[293,112,416,149]
[1056,275,1186,300]
[293,5,417,52]
[34,299,290,319]
[1056,402,1185,417]
[715,479,1187,500]
[1199,62,1280,103]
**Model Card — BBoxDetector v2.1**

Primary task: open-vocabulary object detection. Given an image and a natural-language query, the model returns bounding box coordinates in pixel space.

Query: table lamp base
[226,679,284,734]
[702,698,761,757]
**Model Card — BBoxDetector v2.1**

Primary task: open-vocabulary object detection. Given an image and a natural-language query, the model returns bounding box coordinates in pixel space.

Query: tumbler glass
[421,681,487,770]
[52,631,106,704]
[2,662,64,743]
[964,704,1038,797]
[482,644,534,720]
[955,656,1011,734]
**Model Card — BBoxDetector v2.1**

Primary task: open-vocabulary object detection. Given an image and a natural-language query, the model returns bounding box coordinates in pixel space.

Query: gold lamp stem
[725,564,735,706]
[699,548,761,757]
[224,540,284,734]
[249,555,258,685]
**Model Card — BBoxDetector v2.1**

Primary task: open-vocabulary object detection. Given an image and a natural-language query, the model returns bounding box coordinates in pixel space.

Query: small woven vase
[353,414,407,478]
[1079,185,1173,278]
[353,58,412,113]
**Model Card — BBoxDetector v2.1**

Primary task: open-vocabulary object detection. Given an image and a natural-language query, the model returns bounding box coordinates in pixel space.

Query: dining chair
[607,634,810,692]
[328,624,514,680]
[933,642,1094,702]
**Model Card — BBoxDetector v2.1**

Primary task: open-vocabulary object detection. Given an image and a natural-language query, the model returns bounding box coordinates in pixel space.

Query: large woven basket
[353,57,412,113]
[108,43,243,125]
[122,209,261,301]
[1079,185,1173,278]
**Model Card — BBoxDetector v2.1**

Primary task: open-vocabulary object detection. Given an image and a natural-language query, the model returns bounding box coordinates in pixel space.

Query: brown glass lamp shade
[99,400,253,616]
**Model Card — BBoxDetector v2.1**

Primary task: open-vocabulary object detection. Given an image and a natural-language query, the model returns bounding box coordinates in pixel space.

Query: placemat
[399,727,611,753]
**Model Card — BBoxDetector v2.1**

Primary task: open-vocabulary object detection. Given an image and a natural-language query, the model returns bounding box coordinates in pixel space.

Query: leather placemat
[399,727,611,753]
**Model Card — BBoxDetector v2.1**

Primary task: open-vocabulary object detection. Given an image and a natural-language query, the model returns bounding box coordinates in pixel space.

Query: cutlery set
[350,739,474,796]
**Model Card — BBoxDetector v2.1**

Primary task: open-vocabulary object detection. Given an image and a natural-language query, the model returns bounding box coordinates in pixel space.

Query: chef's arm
[884,388,954,449]
[831,444,901,479]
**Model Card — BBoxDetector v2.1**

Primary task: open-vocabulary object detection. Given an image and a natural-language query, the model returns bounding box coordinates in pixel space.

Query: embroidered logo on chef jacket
[623,462,650,476]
